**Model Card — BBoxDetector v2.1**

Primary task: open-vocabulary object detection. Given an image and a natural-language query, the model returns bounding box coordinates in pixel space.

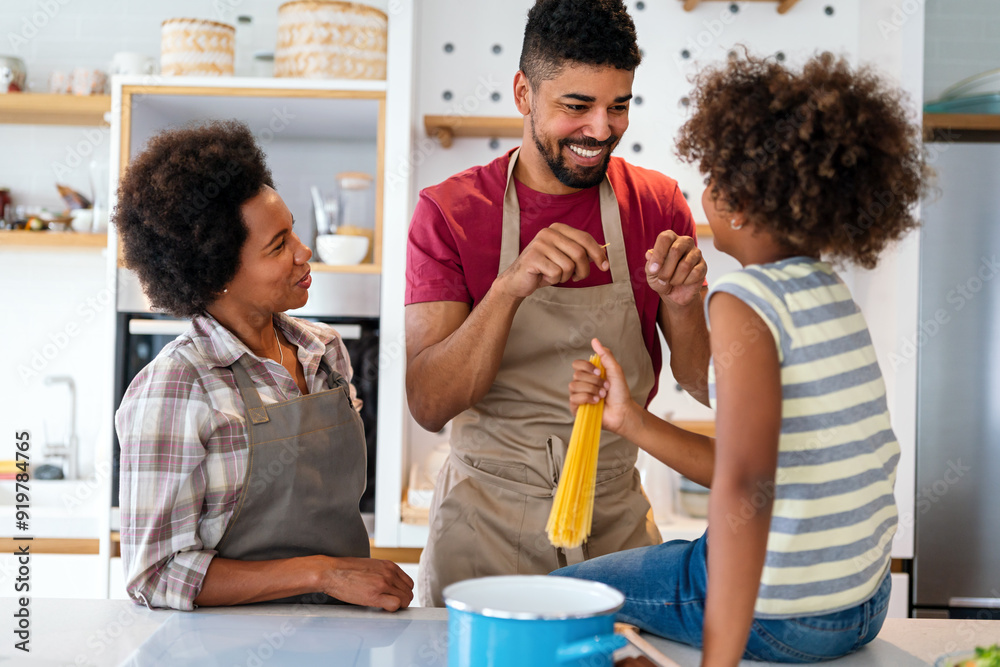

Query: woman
[115,120,412,611]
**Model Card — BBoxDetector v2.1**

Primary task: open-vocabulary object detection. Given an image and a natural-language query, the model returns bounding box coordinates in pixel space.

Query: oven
[112,269,382,515]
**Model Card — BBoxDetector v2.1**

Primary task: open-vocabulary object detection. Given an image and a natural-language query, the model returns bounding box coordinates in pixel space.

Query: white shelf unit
[105,4,418,564]
[113,75,388,273]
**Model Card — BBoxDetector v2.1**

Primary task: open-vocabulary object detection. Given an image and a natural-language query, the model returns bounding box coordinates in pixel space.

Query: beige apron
[419,148,662,606]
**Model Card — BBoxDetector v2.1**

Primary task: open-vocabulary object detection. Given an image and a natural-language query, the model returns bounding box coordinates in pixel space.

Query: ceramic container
[316,233,369,265]
[0,55,26,93]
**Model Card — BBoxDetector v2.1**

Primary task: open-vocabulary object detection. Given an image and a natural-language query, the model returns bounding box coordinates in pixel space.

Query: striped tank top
[707,257,899,618]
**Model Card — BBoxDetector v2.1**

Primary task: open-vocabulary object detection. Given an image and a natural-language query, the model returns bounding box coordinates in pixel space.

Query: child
[554,52,927,665]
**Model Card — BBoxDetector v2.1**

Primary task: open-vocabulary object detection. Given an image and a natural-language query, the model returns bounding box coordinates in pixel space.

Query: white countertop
[1,598,996,666]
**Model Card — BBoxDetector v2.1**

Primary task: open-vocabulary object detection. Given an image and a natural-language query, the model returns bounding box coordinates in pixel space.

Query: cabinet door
[109,556,129,600]
[22,554,104,599]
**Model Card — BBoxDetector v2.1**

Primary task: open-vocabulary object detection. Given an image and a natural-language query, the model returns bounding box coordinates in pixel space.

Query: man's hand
[645,230,707,307]
[497,223,609,299]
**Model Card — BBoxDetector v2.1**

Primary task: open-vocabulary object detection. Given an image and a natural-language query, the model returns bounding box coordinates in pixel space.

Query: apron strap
[498,147,631,286]
[231,350,350,427]
[498,147,522,272]
[231,357,270,425]
[599,178,630,286]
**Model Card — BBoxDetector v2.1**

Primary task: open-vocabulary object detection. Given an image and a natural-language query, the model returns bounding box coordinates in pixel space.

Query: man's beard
[530,114,618,190]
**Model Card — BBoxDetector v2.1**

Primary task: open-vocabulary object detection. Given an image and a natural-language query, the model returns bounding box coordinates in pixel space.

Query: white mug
[110,52,156,77]
[70,68,107,95]
[49,70,70,94]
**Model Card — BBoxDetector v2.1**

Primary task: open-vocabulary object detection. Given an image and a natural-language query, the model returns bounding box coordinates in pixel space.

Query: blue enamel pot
[444,575,627,667]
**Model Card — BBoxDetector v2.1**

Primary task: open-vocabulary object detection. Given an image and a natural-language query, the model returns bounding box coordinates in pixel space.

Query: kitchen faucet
[42,375,78,480]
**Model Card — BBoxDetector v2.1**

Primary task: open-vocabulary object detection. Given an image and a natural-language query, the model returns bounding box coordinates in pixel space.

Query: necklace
[273,325,284,367]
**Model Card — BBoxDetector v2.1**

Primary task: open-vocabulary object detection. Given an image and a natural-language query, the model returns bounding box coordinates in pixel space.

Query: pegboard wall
[412,0,861,220]
[409,0,862,422]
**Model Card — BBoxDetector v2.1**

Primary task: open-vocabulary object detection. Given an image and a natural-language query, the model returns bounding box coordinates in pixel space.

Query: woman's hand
[568,338,642,438]
[316,556,414,611]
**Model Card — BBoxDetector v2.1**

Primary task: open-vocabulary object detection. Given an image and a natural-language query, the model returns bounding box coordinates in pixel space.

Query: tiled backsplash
[925,0,1000,101]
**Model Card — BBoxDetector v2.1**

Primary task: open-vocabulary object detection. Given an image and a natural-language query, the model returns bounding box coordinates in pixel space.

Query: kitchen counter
[1,598,997,666]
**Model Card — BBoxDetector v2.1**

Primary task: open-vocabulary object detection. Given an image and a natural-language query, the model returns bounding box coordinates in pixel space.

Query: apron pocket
[474,458,528,484]
[430,471,528,582]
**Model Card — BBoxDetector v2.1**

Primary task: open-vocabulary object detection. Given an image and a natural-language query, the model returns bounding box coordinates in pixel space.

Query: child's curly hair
[677,52,929,269]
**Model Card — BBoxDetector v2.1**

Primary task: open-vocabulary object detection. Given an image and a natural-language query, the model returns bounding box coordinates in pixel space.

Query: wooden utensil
[615,623,683,667]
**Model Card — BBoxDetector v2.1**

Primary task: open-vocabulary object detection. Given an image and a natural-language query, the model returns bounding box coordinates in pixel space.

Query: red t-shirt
[405,149,696,402]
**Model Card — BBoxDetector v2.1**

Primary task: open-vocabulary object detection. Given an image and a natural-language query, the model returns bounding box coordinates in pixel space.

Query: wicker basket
[275,1,387,80]
[160,18,235,76]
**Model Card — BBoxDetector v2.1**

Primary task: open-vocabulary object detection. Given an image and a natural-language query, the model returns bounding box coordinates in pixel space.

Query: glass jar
[335,172,374,264]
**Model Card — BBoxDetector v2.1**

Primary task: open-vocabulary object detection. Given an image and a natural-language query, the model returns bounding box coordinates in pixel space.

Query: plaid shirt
[116,312,357,610]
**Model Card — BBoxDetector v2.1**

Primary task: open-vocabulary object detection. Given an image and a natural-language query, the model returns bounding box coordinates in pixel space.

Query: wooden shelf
[923,113,1000,142]
[0,93,111,126]
[424,115,522,147]
[308,261,381,274]
[0,230,108,249]
[673,420,715,437]
[682,0,800,13]
[695,223,712,239]
[369,542,422,564]
[0,537,99,554]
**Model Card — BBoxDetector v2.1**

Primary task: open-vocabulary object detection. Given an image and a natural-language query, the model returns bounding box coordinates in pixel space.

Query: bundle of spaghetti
[546,353,606,548]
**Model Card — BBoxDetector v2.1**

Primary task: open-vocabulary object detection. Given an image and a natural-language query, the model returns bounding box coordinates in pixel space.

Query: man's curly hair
[114,120,273,317]
[677,52,929,269]
[519,0,641,86]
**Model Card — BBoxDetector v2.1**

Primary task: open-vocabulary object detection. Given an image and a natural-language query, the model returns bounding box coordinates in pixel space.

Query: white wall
[0,250,112,477]
[0,0,392,477]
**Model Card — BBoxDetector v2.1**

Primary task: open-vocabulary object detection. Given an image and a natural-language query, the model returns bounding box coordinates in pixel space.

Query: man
[405,0,710,606]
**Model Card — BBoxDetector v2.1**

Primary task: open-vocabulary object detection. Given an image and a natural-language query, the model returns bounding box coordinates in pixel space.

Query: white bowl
[70,208,94,232]
[316,234,369,265]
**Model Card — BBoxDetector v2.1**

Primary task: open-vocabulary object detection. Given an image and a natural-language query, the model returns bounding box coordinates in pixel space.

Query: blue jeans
[551,532,891,662]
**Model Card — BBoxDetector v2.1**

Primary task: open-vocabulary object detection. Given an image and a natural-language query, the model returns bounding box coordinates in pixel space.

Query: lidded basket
[160,18,235,76]
[275,1,388,80]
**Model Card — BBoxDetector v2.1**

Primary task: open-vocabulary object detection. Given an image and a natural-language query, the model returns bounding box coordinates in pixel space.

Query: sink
[0,479,106,538]
[0,478,107,510]
[0,510,100,538]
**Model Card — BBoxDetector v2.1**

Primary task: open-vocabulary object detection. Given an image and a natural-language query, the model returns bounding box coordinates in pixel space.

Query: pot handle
[556,633,628,663]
